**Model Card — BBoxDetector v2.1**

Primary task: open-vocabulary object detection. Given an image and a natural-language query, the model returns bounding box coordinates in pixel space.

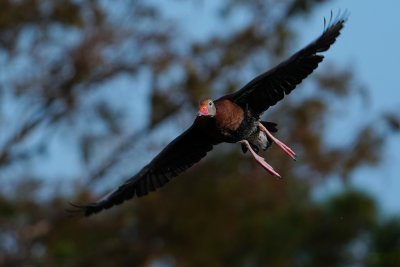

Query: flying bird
[70,13,347,216]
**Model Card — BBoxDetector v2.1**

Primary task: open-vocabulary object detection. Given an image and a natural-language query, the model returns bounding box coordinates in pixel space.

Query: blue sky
[306,1,400,216]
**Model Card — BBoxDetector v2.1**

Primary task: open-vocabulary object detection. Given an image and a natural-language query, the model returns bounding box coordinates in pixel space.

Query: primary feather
[222,12,348,115]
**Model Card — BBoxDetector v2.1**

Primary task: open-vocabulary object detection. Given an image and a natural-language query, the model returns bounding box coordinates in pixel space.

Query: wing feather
[223,13,348,114]
[70,121,216,216]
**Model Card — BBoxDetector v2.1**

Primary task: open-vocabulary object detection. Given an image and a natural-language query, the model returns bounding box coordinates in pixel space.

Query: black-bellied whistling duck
[70,13,347,216]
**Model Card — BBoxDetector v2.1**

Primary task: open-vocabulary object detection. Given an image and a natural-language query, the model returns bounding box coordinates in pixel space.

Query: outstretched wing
[70,120,217,216]
[223,12,348,115]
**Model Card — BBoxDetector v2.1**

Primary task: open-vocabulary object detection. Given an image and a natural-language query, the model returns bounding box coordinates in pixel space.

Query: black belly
[222,109,260,143]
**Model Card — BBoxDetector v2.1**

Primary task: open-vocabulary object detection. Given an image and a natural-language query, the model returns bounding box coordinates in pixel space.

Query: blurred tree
[0,0,399,266]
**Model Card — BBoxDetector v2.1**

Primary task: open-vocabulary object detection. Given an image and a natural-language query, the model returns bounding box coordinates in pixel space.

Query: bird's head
[198,99,216,117]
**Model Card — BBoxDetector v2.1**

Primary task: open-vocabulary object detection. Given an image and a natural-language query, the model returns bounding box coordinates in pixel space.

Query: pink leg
[258,123,296,160]
[239,140,281,178]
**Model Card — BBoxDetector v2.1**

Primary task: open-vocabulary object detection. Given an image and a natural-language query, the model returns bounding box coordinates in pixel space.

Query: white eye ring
[208,102,213,106]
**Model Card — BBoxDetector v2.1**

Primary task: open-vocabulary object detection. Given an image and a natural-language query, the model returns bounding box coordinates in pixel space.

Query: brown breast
[214,99,244,133]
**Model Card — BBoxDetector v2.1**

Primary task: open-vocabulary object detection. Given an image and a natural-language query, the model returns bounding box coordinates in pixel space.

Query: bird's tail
[260,121,278,133]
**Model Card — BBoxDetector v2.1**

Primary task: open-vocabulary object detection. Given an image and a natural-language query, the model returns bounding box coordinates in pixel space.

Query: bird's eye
[209,102,212,106]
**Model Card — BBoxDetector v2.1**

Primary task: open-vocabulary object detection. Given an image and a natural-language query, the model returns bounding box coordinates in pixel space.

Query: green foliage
[370,218,400,267]
[0,0,399,266]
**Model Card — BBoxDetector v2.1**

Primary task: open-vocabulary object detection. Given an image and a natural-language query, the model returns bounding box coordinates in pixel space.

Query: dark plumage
[69,13,347,216]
